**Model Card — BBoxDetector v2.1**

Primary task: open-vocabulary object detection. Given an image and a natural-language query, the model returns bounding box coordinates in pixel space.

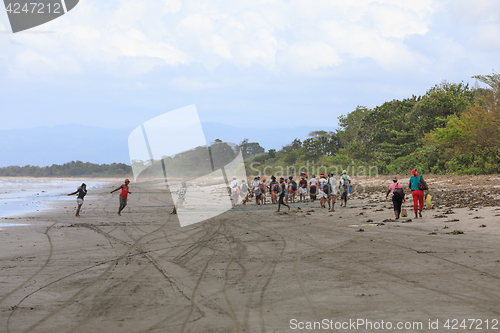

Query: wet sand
[1,175,500,333]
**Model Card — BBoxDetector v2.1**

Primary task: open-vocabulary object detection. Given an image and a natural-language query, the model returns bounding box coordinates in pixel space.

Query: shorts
[319,190,327,199]
[288,189,296,194]
[119,196,127,207]
[256,193,262,200]
[77,198,84,205]
[329,194,336,202]
[310,194,317,200]
[278,195,286,205]
[309,186,317,195]
[340,191,348,201]
[299,187,307,195]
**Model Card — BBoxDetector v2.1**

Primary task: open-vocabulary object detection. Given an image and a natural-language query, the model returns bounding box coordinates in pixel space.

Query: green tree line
[246,72,500,176]
[0,161,132,177]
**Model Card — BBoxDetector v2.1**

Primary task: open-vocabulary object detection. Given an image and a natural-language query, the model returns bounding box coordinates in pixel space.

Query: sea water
[0,179,109,220]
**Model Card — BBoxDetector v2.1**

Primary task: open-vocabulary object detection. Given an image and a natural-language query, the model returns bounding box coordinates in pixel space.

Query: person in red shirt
[111,179,132,216]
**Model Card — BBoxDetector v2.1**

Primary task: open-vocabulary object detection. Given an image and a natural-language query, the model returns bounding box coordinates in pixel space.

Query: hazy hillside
[0,123,336,167]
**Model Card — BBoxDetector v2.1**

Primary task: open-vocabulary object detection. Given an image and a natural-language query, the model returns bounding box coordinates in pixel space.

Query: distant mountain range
[0,123,336,167]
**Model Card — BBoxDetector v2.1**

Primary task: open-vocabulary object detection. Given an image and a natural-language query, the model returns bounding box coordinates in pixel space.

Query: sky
[0,0,499,131]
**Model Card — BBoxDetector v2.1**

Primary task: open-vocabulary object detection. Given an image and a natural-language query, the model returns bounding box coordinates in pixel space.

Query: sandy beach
[1,175,500,333]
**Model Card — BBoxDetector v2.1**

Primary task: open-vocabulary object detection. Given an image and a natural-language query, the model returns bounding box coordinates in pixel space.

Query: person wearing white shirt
[339,170,351,207]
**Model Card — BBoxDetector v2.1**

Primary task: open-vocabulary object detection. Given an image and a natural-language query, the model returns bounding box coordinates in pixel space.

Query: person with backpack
[386,178,405,219]
[339,171,351,207]
[277,177,290,212]
[326,173,337,212]
[269,175,279,204]
[408,168,428,219]
[318,174,328,208]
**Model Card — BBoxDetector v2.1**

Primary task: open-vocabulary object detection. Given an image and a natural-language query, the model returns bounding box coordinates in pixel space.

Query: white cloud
[0,0,438,77]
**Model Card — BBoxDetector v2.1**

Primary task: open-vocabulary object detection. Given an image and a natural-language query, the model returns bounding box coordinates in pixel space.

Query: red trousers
[412,190,424,213]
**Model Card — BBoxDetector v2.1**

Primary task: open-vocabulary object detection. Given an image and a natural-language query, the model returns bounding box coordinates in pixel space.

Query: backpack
[242,183,248,192]
[393,185,403,197]
[271,183,279,192]
[291,181,297,191]
[323,181,332,195]
[341,179,349,191]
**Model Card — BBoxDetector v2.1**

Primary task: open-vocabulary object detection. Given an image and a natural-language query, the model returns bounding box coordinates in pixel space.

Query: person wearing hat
[386,178,405,219]
[339,171,351,207]
[68,183,87,217]
[408,168,428,219]
[111,179,132,215]
[230,176,239,206]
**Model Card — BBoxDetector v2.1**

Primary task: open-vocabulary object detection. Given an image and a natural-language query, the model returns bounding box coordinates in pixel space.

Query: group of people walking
[68,168,430,219]
[232,171,352,212]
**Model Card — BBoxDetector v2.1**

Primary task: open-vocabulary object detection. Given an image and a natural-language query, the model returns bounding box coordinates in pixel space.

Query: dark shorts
[340,191,348,201]
[256,193,262,200]
[392,195,403,213]
[119,196,127,207]
[278,195,285,204]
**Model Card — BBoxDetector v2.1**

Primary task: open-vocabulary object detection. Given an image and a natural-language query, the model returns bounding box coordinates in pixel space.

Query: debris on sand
[472,216,484,219]
[479,224,487,228]
[445,230,464,235]
[305,213,311,215]
[375,209,384,212]
[356,228,364,232]
[445,219,460,222]
[433,215,448,218]
[366,219,373,222]
[429,231,437,235]
[307,209,315,212]
[417,250,436,253]
[443,226,449,229]
[443,209,455,214]
[401,219,412,223]
[382,218,395,222]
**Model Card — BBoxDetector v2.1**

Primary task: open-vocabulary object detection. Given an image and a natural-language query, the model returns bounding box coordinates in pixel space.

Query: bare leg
[117,204,125,215]
[75,204,82,217]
